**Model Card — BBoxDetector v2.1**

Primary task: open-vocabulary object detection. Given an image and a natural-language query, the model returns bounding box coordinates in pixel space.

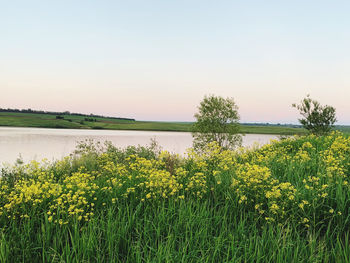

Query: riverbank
[0,132,349,262]
[0,112,307,135]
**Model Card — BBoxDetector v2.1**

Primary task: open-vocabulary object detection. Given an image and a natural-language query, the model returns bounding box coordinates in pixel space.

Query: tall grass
[0,133,349,262]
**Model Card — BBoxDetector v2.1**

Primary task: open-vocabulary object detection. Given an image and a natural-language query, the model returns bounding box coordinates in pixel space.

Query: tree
[292,95,337,135]
[192,95,242,151]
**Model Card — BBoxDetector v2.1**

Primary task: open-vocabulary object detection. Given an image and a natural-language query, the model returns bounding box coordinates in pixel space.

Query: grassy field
[0,132,349,262]
[335,125,350,134]
[0,112,308,135]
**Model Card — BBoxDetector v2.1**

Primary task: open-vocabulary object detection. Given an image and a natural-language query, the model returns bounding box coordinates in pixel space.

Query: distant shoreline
[0,125,293,136]
[2,111,349,135]
[0,112,310,135]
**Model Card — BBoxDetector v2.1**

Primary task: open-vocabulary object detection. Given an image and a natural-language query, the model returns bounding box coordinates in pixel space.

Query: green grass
[336,125,350,134]
[0,112,309,135]
[0,133,350,262]
[240,125,306,135]
[3,201,349,262]
[0,112,347,135]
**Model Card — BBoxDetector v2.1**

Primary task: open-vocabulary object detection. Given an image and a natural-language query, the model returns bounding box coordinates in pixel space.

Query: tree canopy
[292,95,337,135]
[192,95,242,151]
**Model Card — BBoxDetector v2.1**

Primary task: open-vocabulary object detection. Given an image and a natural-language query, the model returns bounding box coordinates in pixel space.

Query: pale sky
[1,0,350,124]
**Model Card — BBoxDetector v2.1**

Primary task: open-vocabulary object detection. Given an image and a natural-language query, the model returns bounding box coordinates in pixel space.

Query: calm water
[0,127,278,165]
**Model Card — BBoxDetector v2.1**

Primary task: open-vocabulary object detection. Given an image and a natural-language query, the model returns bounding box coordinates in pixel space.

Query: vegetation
[0,132,350,262]
[0,107,135,121]
[0,112,189,131]
[335,125,350,134]
[192,95,242,151]
[0,111,309,135]
[293,95,337,135]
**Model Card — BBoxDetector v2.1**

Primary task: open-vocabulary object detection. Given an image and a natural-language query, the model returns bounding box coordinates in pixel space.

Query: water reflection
[0,127,278,165]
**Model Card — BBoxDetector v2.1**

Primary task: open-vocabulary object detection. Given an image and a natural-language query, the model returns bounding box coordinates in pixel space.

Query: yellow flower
[302,218,309,223]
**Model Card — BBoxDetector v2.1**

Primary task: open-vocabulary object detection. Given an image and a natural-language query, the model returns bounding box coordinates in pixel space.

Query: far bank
[0,112,307,135]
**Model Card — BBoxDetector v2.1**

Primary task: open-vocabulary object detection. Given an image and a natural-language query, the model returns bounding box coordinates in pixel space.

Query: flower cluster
[0,132,348,229]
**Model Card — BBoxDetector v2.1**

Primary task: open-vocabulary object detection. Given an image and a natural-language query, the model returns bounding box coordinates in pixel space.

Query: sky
[1,0,350,124]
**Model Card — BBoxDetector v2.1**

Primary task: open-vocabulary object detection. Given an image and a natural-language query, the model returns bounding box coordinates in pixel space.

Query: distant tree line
[0,108,135,121]
[240,123,302,128]
[84,118,97,122]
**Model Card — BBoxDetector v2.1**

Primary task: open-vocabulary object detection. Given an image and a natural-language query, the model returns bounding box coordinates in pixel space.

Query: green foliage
[0,133,350,261]
[293,95,337,135]
[0,112,311,134]
[192,95,242,151]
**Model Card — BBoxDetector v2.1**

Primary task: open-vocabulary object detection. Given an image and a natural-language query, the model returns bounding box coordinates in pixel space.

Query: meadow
[0,112,308,135]
[0,131,349,262]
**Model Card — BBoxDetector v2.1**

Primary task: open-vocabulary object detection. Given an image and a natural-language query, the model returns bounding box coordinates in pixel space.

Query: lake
[0,127,279,165]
